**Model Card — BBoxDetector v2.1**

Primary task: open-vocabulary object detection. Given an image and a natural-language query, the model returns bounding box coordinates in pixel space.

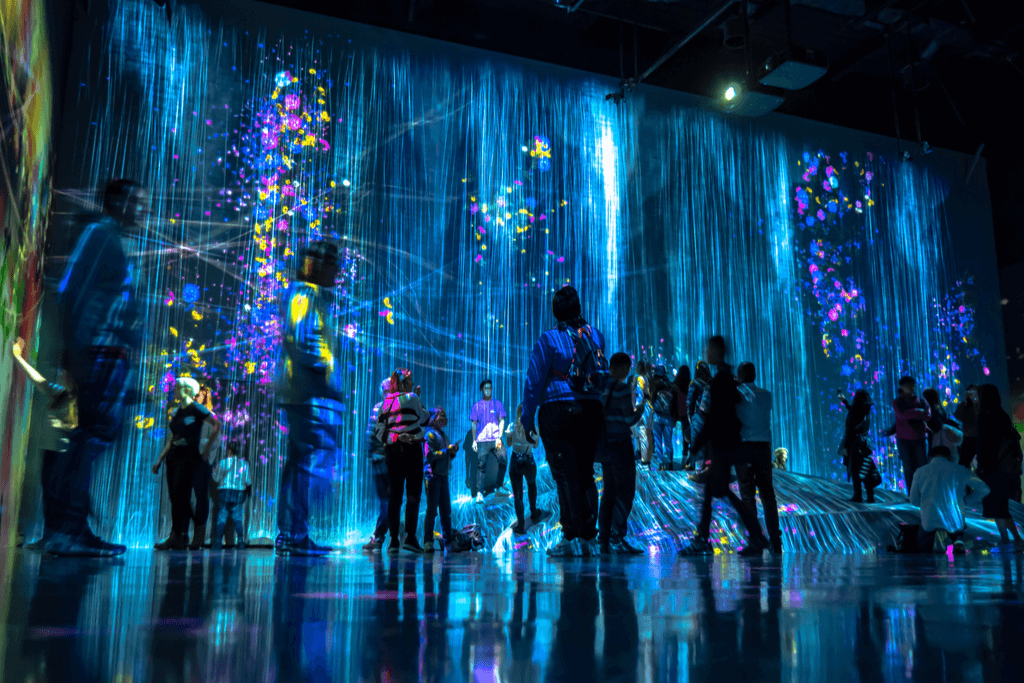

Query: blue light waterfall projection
[53,0,999,549]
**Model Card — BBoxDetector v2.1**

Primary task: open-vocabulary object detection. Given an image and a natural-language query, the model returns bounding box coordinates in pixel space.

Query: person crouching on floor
[909,445,989,554]
[423,407,459,553]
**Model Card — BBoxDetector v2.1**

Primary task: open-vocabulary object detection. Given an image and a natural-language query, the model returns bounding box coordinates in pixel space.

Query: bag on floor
[448,524,485,552]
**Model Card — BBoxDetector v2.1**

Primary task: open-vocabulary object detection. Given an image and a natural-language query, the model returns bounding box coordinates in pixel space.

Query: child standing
[839,389,881,503]
[212,440,252,549]
[651,366,676,471]
[505,405,545,534]
[598,353,645,554]
[423,408,459,553]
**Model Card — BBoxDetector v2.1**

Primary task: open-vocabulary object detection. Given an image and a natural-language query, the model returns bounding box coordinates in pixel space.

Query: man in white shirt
[909,445,989,554]
[733,362,782,554]
[212,440,253,549]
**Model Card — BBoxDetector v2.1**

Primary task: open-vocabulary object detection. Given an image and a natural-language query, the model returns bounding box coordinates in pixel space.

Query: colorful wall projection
[50,0,1004,546]
[1,0,53,546]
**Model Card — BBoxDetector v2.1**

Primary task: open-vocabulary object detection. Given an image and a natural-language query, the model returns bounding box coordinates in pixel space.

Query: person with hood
[378,367,431,554]
[838,389,880,503]
[422,407,459,552]
[520,285,607,557]
[362,377,393,553]
[891,376,931,494]
[677,336,768,558]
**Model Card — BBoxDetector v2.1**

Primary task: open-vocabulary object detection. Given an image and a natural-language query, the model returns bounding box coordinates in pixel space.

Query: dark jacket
[690,364,742,496]
[977,409,1018,475]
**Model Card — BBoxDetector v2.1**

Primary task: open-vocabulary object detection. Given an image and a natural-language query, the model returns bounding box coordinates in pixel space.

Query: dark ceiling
[261,0,1024,268]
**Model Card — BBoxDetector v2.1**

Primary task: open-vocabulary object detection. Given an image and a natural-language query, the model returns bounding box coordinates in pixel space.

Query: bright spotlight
[724,85,738,101]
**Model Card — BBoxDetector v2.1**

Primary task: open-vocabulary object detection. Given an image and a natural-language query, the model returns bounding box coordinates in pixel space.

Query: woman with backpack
[976,384,1024,550]
[520,285,607,557]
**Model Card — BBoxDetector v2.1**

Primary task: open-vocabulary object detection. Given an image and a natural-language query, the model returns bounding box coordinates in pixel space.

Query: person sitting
[211,440,252,549]
[909,445,989,554]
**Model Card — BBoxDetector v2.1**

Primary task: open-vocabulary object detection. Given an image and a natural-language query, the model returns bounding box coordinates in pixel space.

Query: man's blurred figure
[46,179,148,556]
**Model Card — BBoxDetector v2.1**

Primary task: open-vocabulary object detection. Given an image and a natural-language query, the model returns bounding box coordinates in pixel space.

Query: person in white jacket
[909,445,989,554]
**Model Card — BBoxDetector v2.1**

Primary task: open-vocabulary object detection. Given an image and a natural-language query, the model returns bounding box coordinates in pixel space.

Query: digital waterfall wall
[51,0,1006,547]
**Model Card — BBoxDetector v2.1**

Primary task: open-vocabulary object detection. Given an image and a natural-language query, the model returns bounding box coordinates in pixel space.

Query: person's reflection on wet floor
[545,563,598,683]
[506,572,540,683]
[600,566,640,683]
[423,558,453,683]
[151,552,211,682]
[21,559,119,683]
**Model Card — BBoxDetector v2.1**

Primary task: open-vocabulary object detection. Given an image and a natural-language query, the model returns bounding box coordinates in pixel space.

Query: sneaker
[47,530,127,558]
[677,538,715,557]
[236,542,247,550]
[362,537,383,553]
[387,542,401,555]
[611,539,645,556]
[849,496,863,503]
[546,539,575,557]
[494,486,512,497]
[475,493,485,504]
[276,535,333,557]
[422,540,435,553]
[575,539,596,557]
[402,539,424,554]
[952,540,967,555]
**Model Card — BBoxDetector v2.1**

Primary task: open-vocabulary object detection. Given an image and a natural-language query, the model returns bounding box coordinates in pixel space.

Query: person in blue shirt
[520,285,606,557]
[276,241,342,556]
[45,179,148,557]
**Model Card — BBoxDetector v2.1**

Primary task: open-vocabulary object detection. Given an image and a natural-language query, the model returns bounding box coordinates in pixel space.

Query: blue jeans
[598,439,636,543]
[43,347,131,534]
[278,402,342,540]
[652,416,674,468]
[213,489,246,547]
[897,438,928,494]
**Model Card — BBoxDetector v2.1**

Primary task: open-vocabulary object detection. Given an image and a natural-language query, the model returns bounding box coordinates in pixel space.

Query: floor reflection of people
[151,553,212,682]
[600,566,640,682]
[272,557,334,681]
[20,559,118,682]
[423,559,453,683]
[545,565,598,682]
[506,573,540,683]
[378,557,422,681]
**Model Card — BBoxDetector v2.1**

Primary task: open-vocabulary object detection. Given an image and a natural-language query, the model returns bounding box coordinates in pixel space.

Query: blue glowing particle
[275,71,292,88]
[183,284,200,303]
[803,151,811,164]
[805,215,815,227]
[827,200,838,213]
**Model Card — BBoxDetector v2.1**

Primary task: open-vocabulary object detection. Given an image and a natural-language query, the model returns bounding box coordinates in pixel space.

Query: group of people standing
[14,178,1022,559]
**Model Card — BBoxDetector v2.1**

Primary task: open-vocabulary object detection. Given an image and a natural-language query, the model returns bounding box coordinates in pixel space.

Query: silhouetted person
[909,445,988,554]
[506,404,545,535]
[734,361,781,554]
[45,179,149,556]
[276,241,342,556]
[423,407,459,552]
[678,335,768,557]
[673,365,693,469]
[211,439,252,549]
[953,384,980,468]
[839,389,879,503]
[362,378,392,553]
[976,384,1024,550]
[598,352,644,554]
[687,360,712,471]
[520,285,607,557]
[152,377,220,550]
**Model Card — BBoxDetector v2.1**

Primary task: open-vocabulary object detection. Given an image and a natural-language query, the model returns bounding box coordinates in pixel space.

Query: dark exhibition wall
[40,0,1006,547]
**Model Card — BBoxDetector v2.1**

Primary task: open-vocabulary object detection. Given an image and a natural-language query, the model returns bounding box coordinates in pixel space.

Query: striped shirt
[213,456,252,491]
[603,378,644,442]
[377,391,430,444]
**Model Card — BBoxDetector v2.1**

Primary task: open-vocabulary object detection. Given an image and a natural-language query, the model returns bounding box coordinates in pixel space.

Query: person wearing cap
[152,376,220,550]
[211,440,252,549]
[520,285,607,557]
[276,241,343,556]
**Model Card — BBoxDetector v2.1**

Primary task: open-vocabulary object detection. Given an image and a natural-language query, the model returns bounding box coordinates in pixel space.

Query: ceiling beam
[640,0,739,82]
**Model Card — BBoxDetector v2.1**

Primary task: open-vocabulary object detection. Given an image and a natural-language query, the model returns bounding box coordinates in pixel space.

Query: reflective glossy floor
[3,549,1024,682]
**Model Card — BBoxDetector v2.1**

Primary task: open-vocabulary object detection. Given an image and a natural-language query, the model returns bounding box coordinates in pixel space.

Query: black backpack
[552,322,609,394]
